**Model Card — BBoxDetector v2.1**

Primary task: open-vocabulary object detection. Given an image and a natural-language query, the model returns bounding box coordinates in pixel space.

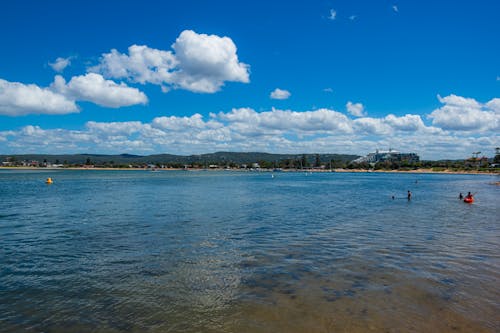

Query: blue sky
[0,0,498,159]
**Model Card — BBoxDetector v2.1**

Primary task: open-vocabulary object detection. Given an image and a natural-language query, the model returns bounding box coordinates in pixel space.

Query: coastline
[331,168,500,175]
[1,166,498,176]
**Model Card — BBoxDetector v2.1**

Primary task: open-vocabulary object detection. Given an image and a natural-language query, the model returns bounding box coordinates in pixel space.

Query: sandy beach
[1,166,499,176]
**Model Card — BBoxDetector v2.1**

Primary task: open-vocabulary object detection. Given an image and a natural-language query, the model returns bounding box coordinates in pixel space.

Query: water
[0,169,499,332]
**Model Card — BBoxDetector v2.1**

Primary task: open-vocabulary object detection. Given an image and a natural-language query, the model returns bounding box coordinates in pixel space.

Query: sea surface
[0,169,499,332]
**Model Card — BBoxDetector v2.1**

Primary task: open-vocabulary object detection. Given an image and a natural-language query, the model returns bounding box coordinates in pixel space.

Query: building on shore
[352,149,420,164]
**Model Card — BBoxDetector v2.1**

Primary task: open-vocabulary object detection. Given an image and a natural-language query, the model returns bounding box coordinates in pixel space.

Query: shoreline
[1,166,498,176]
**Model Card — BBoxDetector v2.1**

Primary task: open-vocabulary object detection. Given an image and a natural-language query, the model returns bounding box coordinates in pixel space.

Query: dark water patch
[0,213,21,219]
[441,277,456,285]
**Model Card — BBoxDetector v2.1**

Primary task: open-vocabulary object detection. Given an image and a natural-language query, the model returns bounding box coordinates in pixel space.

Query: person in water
[459,193,463,199]
[407,190,412,200]
[465,192,473,200]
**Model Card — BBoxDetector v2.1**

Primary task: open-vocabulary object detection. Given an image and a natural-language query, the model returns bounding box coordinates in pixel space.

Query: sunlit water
[1,169,499,332]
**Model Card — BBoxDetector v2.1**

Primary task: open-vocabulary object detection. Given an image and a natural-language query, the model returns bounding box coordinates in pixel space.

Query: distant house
[465,157,489,168]
[22,160,39,167]
[352,149,420,164]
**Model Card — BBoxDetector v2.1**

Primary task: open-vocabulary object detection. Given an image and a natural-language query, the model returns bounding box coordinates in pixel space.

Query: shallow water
[0,170,499,332]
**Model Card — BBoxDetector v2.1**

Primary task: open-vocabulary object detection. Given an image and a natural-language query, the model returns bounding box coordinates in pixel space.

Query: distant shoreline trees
[1,151,499,172]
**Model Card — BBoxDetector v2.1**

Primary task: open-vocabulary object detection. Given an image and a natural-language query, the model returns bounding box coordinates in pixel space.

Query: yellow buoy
[46,177,53,184]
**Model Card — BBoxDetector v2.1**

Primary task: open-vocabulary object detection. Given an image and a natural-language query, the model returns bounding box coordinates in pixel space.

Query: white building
[352,149,420,164]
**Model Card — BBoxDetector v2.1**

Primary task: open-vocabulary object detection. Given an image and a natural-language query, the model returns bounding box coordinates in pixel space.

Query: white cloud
[49,57,72,72]
[270,88,291,100]
[171,30,250,92]
[384,114,424,131]
[346,101,365,117]
[4,125,95,152]
[328,9,337,20]
[486,98,500,112]
[392,5,399,13]
[0,72,148,116]
[0,78,78,116]
[52,73,148,108]
[152,113,222,131]
[2,102,498,159]
[428,94,499,131]
[218,107,353,134]
[353,117,391,135]
[349,15,357,21]
[90,30,250,93]
[323,87,333,93]
[90,45,177,85]
[86,121,145,135]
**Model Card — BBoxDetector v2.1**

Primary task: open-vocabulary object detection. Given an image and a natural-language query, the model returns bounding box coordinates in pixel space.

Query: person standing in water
[407,190,412,200]
[459,193,463,200]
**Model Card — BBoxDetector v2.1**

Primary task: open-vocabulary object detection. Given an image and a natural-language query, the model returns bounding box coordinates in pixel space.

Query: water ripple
[0,170,498,332]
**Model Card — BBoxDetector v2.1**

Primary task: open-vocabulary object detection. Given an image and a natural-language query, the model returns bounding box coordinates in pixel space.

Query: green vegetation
[349,158,499,173]
[0,152,358,169]
[2,151,499,172]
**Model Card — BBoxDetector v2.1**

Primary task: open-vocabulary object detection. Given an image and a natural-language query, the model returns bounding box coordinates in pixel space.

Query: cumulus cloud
[49,57,72,72]
[429,94,499,131]
[152,113,222,131]
[270,88,291,100]
[2,101,498,159]
[384,114,425,131]
[392,5,399,13]
[89,45,177,85]
[0,73,147,116]
[217,107,353,135]
[353,117,391,135]
[486,98,500,112]
[0,78,78,116]
[90,30,250,93]
[86,120,145,135]
[4,125,94,152]
[171,30,250,92]
[1,29,246,116]
[346,101,365,117]
[52,73,148,108]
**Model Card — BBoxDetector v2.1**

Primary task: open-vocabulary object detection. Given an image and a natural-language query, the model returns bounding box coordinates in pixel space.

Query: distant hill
[0,152,360,166]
